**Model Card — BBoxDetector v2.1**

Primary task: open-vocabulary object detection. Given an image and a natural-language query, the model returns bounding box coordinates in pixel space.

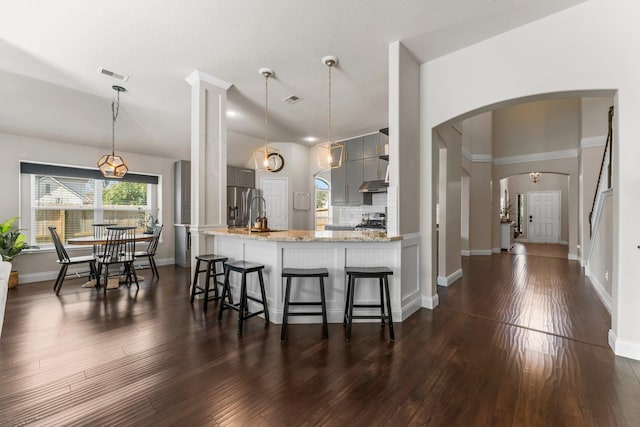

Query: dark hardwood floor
[1,246,639,426]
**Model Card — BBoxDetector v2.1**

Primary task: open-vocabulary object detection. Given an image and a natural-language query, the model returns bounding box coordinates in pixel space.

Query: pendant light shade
[253,68,280,171]
[316,55,343,170]
[529,172,541,183]
[98,85,128,178]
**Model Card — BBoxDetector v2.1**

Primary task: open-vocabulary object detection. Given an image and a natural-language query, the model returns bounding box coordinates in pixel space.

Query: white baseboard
[492,248,501,253]
[422,294,439,309]
[568,253,579,261]
[609,329,640,361]
[584,266,612,313]
[559,240,569,245]
[437,268,462,287]
[470,249,493,256]
[19,258,176,284]
[461,250,471,257]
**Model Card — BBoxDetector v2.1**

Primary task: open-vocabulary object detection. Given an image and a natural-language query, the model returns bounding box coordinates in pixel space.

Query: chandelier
[316,55,344,170]
[98,85,128,178]
[252,68,280,170]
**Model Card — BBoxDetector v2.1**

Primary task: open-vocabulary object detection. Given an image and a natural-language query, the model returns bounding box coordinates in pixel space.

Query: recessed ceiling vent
[282,95,302,104]
[98,67,129,82]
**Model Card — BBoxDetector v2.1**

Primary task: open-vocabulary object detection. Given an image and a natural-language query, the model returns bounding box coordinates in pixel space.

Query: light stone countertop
[204,228,402,242]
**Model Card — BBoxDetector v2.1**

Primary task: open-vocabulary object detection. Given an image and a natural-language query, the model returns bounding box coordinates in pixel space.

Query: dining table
[67,233,154,288]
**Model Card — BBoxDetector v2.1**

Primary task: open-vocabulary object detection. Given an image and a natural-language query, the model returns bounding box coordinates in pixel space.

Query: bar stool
[190,254,229,312]
[217,260,269,335]
[344,266,394,341]
[281,268,329,341]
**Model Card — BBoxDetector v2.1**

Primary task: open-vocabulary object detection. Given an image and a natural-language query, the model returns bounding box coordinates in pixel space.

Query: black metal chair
[134,224,163,277]
[48,227,97,296]
[96,226,139,294]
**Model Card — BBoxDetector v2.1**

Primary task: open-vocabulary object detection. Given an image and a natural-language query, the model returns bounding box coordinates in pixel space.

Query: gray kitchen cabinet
[363,133,380,158]
[331,161,347,205]
[364,156,389,181]
[174,160,191,224]
[237,168,255,187]
[346,159,363,205]
[227,166,255,188]
[344,137,363,161]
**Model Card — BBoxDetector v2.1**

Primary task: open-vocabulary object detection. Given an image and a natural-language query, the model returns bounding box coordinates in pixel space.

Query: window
[315,177,330,231]
[20,162,160,247]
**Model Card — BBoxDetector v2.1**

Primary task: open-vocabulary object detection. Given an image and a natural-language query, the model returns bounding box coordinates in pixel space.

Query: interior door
[527,191,560,243]
[260,177,288,231]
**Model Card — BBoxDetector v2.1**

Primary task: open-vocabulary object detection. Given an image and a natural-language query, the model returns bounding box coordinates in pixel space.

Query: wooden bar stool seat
[344,266,394,342]
[217,260,269,335]
[281,267,329,341]
[190,254,229,312]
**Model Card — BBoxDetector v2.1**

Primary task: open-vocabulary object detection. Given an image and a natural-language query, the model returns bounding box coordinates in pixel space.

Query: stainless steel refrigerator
[174,160,191,267]
[227,186,260,227]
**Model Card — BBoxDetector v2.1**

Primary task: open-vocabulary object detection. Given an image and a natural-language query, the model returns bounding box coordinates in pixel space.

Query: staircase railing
[589,106,614,237]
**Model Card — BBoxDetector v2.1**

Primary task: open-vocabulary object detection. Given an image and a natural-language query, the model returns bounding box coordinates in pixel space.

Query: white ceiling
[0,0,586,160]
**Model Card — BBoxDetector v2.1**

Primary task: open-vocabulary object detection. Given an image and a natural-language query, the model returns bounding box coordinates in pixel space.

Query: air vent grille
[282,95,302,104]
[98,67,129,82]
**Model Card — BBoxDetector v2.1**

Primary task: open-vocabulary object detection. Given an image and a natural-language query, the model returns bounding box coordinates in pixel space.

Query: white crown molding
[462,147,493,163]
[493,148,578,165]
[185,70,233,90]
[580,135,607,150]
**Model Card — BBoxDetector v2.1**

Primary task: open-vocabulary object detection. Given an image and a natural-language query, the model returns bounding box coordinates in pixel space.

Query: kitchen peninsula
[204,228,421,324]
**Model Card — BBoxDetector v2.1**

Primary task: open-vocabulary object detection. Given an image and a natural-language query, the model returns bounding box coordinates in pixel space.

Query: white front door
[260,177,288,231]
[527,191,560,243]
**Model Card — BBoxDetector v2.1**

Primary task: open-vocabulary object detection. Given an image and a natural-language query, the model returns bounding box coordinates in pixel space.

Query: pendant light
[253,68,280,171]
[529,172,541,183]
[316,55,344,170]
[98,85,128,178]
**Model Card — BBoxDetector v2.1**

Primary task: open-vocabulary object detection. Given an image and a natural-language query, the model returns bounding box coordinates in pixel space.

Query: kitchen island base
[204,229,421,325]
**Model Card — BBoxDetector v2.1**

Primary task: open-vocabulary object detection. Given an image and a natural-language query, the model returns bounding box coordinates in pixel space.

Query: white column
[185,70,232,265]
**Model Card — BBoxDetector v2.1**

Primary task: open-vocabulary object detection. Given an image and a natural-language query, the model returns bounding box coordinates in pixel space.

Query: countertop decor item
[252,68,281,171]
[98,85,129,178]
[315,55,344,170]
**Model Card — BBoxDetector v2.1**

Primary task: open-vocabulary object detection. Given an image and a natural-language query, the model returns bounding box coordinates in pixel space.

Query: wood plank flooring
[1,246,639,426]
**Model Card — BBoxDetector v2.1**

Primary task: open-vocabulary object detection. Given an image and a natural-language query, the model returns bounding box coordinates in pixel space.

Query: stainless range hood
[358,180,389,193]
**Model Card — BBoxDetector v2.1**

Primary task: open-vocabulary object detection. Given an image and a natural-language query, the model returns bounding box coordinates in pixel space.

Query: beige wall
[389,42,421,235]
[582,97,614,139]
[504,173,570,242]
[1,132,176,283]
[493,99,581,158]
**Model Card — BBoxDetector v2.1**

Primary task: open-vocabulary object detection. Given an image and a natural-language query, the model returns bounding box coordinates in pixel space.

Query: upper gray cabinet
[363,133,381,158]
[344,137,363,162]
[227,166,255,188]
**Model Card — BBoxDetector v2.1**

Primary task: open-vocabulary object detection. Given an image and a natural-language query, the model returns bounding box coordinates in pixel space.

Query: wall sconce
[529,172,541,183]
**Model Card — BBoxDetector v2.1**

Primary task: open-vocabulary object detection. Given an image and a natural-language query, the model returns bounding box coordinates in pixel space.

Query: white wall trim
[609,329,640,361]
[470,249,493,256]
[580,135,607,150]
[568,253,579,261]
[492,247,502,253]
[19,258,176,284]
[585,266,612,313]
[185,69,233,90]
[461,250,471,256]
[422,294,440,309]
[493,148,578,165]
[462,147,493,163]
[559,240,569,245]
[437,268,463,287]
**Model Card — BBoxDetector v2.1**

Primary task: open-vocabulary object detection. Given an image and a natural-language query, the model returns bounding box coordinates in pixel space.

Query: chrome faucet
[248,196,267,229]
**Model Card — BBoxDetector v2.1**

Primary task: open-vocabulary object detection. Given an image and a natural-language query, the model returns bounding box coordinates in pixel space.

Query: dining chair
[134,224,163,278]
[48,227,98,295]
[96,226,139,294]
[91,223,114,257]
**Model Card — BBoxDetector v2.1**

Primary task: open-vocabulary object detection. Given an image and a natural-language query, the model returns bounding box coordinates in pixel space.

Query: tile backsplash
[332,193,387,226]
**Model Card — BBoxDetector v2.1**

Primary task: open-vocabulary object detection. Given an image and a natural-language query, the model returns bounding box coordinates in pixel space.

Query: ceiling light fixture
[253,68,280,171]
[529,172,541,183]
[316,55,343,170]
[98,85,128,179]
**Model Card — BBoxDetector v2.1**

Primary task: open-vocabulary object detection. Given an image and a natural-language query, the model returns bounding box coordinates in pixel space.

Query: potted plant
[0,217,29,289]
[137,209,159,234]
